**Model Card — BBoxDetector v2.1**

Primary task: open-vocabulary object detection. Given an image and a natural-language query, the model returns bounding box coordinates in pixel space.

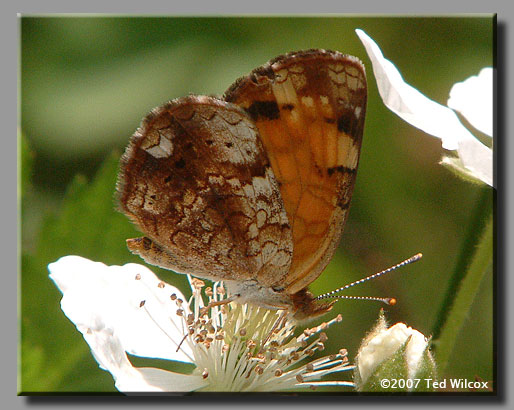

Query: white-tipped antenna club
[314,253,422,305]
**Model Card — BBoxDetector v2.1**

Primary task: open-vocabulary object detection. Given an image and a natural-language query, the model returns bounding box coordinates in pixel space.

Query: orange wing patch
[225,50,367,295]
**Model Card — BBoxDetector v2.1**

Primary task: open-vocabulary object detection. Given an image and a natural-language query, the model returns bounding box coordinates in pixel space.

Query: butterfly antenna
[314,253,422,304]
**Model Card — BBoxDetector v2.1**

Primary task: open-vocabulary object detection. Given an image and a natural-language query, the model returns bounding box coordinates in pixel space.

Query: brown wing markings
[117,96,292,284]
[225,51,366,295]
[173,99,294,286]
[206,105,267,276]
[170,107,245,253]
[172,106,266,275]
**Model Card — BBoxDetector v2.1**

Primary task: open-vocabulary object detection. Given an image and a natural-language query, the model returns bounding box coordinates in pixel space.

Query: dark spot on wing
[337,111,354,135]
[327,165,356,176]
[247,101,280,121]
[175,158,186,169]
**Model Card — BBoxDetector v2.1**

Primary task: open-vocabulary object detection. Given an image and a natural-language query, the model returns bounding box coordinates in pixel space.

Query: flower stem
[432,210,493,375]
[431,189,492,339]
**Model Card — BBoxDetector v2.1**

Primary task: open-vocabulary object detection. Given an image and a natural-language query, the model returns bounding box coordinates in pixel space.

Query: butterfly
[117,49,367,319]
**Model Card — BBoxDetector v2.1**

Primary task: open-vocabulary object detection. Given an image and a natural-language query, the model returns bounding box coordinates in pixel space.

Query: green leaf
[358,340,409,392]
[412,345,438,392]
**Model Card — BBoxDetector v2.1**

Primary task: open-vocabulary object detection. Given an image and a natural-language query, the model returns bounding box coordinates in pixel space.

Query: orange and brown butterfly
[116,49,367,320]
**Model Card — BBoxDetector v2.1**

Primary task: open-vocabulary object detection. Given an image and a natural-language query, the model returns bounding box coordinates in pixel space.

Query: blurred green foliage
[20,16,494,393]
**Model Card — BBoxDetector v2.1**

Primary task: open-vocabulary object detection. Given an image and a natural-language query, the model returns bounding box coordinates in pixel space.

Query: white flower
[48,256,354,392]
[447,68,493,137]
[356,29,493,187]
[354,313,436,392]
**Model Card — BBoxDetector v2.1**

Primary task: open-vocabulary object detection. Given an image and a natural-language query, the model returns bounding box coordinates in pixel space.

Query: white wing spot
[145,136,173,158]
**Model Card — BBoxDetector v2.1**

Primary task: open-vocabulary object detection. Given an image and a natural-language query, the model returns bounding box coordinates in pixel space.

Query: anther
[157,281,165,288]
[296,374,304,383]
[192,278,205,289]
[135,273,141,280]
[202,369,208,379]
[170,293,177,300]
[275,369,283,377]
[139,300,146,307]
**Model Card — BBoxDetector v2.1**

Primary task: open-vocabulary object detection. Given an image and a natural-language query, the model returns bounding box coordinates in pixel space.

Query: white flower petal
[403,328,427,380]
[116,367,207,393]
[448,67,493,137]
[81,326,135,375]
[78,326,205,392]
[49,255,194,364]
[356,322,428,384]
[356,29,476,151]
[50,257,355,392]
[458,138,493,186]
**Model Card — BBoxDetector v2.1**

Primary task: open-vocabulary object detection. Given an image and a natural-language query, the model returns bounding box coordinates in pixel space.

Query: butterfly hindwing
[117,95,293,285]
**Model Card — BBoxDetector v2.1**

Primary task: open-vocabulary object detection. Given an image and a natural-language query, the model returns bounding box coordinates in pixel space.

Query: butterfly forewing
[225,50,367,294]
